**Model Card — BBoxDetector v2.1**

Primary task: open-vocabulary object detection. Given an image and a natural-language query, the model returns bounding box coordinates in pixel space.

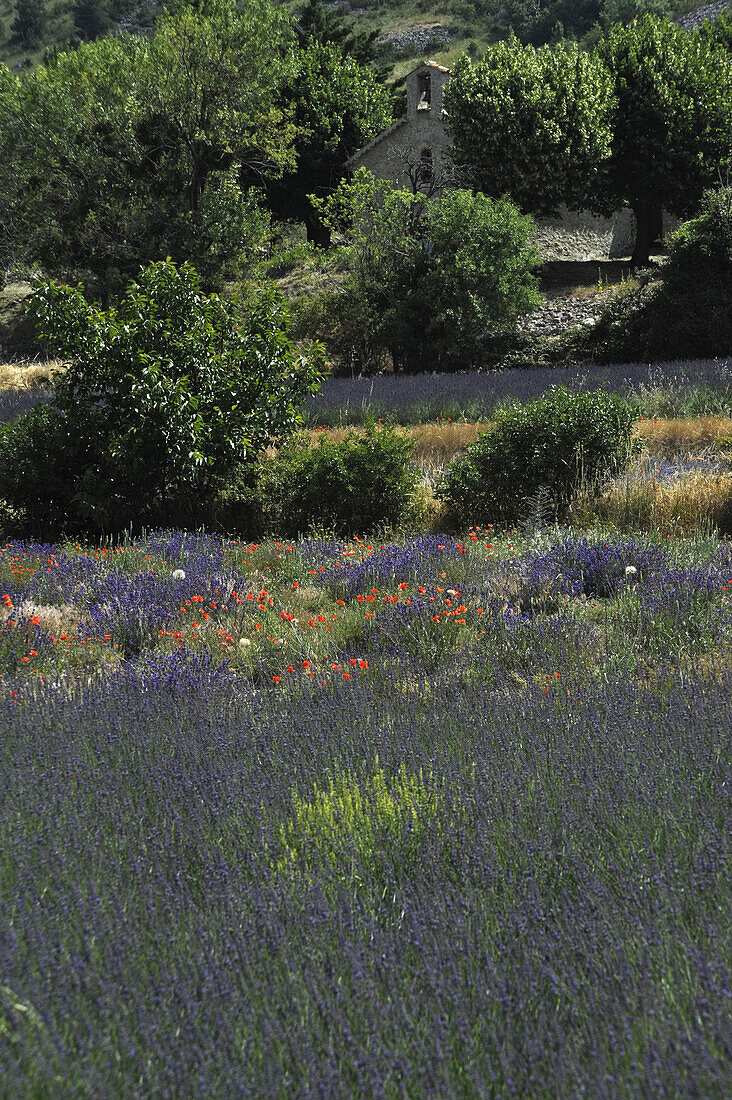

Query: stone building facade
[346,59,640,258]
[346,61,453,192]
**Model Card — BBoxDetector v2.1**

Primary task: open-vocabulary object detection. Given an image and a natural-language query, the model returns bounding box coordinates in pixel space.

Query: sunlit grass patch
[575,468,732,535]
[635,415,732,457]
[0,362,61,391]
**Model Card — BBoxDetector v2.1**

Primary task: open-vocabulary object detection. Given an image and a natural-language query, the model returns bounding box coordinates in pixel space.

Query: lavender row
[304,357,732,424]
[1,649,729,1097]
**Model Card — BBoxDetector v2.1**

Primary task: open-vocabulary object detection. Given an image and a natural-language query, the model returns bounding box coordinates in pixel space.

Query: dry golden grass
[0,601,86,638]
[634,416,732,458]
[410,422,489,464]
[574,470,732,536]
[0,362,62,391]
[301,418,732,469]
[301,422,489,465]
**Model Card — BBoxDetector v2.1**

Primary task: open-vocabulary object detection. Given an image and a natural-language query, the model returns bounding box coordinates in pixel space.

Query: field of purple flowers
[304,357,732,425]
[1,527,730,1097]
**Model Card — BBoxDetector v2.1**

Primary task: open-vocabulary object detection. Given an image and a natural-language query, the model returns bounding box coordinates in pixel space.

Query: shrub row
[0,388,639,539]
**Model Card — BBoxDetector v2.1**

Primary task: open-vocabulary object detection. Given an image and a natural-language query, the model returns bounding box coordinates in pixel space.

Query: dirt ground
[537,257,665,298]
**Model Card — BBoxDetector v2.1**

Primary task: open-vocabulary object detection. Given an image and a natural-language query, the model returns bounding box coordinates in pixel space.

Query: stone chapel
[345,60,452,191]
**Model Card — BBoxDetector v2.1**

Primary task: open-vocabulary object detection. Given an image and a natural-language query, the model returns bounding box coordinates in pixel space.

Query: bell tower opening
[417,72,432,110]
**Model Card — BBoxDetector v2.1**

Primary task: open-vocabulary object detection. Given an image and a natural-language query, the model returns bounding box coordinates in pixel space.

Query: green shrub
[273,763,443,887]
[439,386,636,527]
[315,171,541,373]
[0,403,87,537]
[257,423,419,536]
[0,260,323,536]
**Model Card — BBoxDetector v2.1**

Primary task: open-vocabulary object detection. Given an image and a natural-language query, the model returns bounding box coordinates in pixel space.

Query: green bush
[0,260,323,536]
[315,171,541,373]
[257,423,419,536]
[274,763,443,887]
[0,403,88,537]
[439,386,636,527]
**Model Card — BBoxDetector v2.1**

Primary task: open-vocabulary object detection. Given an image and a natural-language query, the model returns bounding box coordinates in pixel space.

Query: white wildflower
[172,569,186,580]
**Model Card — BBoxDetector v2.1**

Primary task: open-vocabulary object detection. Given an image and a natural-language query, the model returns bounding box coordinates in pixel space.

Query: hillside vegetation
[0,0,702,75]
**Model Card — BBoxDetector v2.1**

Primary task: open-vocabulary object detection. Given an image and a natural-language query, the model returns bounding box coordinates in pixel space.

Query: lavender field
[1,527,730,1097]
[304,357,732,425]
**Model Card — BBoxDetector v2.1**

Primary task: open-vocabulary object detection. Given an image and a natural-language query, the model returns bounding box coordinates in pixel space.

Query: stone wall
[532,208,682,262]
[677,0,731,31]
[353,115,453,191]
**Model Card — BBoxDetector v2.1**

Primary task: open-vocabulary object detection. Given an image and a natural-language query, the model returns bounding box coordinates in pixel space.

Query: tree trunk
[305,213,331,248]
[630,199,662,266]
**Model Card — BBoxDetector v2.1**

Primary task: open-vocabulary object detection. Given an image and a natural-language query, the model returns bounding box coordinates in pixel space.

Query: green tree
[0,260,324,534]
[445,36,615,217]
[265,42,393,246]
[0,0,295,296]
[598,15,732,264]
[142,0,296,215]
[11,0,46,45]
[501,0,602,44]
[72,0,111,40]
[0,37,146,297]
[600,0,670,29]
[315,169,541,372]
[295,0,380,65]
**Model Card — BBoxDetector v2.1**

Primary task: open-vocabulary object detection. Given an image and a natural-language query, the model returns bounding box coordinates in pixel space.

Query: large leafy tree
[315,169,541,372]
[445,37,615,218]
[0,260,324,534]
[598,15,732,264]
[0,0,295,296]
[0,36,146,296]
[265,41,392,245]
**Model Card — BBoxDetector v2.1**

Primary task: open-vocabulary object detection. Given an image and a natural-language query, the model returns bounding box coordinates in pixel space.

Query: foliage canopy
[0,0,295,295]
[597,14,732,262]
[314,169,541,373]
[445,37,615,218]
[0,260,323,534]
